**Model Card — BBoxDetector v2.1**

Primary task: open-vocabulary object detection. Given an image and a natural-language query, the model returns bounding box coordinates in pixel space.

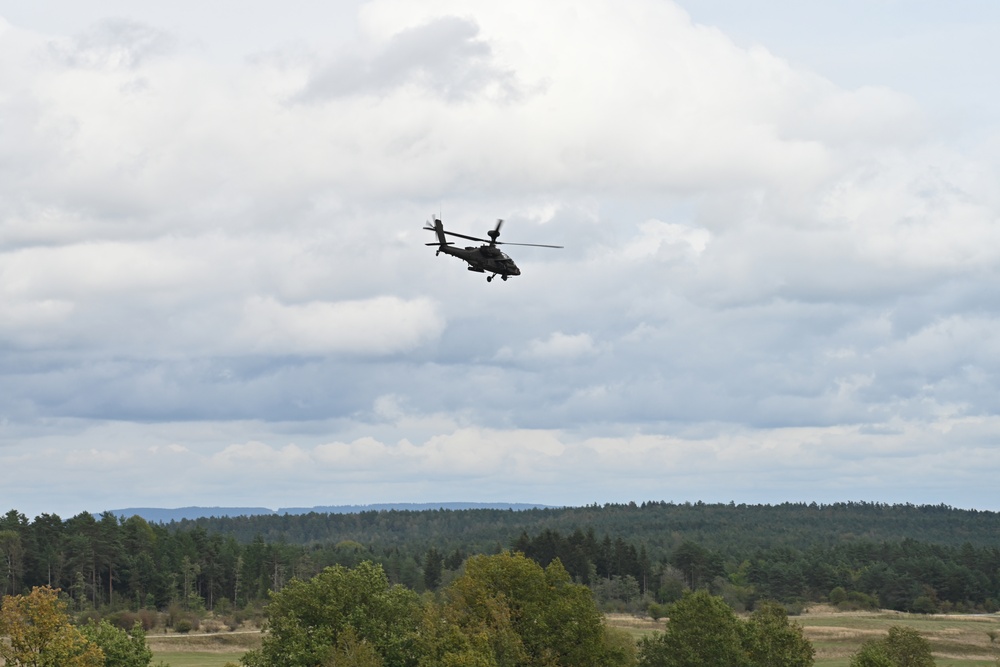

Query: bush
[166,602,183,628]
[647,602,669,620]
[80,619,154,667]
[76,609,102,626]
[838,591,880,611]
[136,608,158,632]
[174,618,193,634]
[106,610,138,630]
[849,626,934,667]
[783,601,806,616]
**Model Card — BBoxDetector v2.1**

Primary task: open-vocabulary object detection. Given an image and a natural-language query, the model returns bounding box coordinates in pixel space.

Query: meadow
[142,608,1000,667]
[147,630,260,667]
[605,606,1000,667]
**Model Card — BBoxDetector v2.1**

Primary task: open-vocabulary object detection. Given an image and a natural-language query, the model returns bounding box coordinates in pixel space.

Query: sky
[2,1,1000,519]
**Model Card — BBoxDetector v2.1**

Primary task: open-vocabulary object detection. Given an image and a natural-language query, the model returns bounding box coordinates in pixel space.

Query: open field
[606,606,1000,666]
[6,609,992,666]
[147,630,261,667]
[152,653,244,667]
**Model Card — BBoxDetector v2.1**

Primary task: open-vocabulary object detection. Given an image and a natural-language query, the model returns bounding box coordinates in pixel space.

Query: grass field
[606,606,1000,666]
[152,652,245,667]
[147,630,261,667]
[141,609,1000,666]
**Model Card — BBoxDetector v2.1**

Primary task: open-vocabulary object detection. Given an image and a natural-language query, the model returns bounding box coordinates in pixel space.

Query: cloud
[6,412,1000,519]
[234,295,445,355]
[495,332,597,364]
[49,18,177,70]
[297,16,522,103]
[2,0,1000,516]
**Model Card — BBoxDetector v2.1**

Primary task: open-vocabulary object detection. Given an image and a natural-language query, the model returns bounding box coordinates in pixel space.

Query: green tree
[850,640,895,667]
[434,552,630,667]
[0,586,104,667]
[669,542,722,590]
[415,597,499,667]
[1,528,25,595]
[241,561,421,667]
[850,626,935,667]
[79,620,154,667]
[883,626,935,666]
[742,601,815,667]
[324,626,384,667]
[423,547,444,591]
[638,590,748,667]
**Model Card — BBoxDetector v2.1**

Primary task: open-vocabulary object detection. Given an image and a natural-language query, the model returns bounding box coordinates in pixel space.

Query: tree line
[3,502,1000,615]
[0,558,941,667]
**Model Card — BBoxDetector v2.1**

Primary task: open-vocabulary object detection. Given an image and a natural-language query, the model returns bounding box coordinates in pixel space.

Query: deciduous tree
[240,561,421,667]
[79,619,154,667]
[436,552,626,667]
[638,589,747,667]
[742,601,815,667]
[0,586,104,667]
[850,625,935,667]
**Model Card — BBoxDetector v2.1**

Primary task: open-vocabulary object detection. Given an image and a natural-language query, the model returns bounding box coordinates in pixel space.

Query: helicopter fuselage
[436,243,521,280]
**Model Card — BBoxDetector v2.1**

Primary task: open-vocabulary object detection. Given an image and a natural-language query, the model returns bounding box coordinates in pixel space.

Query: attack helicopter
[424,217,562,282]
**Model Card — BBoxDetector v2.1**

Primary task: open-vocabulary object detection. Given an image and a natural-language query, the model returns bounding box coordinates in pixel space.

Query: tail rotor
[423,217,449,249]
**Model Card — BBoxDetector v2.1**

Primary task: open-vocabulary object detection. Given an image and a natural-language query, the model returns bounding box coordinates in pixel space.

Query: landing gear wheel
[486,275,493,282]
[502,275,508,281]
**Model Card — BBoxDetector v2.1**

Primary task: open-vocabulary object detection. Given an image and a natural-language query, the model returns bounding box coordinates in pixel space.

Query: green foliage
[423,547,443,591]
[638,591,816,667]
[241,561,421,667]
[602,626,639,667]
[741,601,815,667]
[851,641,896,667]
[0,586,105,667]
[849,625,935,667]
[638,590,748,667]
[1,527,25,595]
[646,602,668,620]
[79,619,155,667]
[431,552,612,667]
[6,503,1000,616]
[324,626,384,667]
[883,626,935,666]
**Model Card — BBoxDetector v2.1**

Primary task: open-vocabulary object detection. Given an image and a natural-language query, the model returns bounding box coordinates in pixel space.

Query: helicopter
[424,217,562,282]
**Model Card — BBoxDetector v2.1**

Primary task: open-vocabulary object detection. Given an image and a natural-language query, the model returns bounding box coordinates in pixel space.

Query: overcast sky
[3,1,999,519]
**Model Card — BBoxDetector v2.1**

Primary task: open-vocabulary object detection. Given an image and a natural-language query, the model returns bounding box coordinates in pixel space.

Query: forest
[2,501,1000,618]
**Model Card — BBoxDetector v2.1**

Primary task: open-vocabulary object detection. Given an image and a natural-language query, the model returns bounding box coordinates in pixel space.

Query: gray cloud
[50,18,177,69]
[1,0,999,517]
[296,16,522,103]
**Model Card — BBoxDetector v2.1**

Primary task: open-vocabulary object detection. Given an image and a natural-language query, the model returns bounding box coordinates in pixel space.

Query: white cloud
[496,331,597,363]
[619,220,711,261]
[2,0,1000,516]
[234,295,444,355]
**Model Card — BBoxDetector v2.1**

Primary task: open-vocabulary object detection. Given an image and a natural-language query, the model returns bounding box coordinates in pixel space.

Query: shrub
[107,610,138,630]
[136,608,158,632]
[647,602,669,620]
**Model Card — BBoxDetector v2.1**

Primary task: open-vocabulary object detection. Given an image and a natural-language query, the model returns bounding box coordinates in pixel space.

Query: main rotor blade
[440,230,492,243]
[496,241,564,248]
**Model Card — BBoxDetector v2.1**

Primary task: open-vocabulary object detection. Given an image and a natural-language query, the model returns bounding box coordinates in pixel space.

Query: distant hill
[106,502,551,522]
[106,506,277,522]
[280,502,553,514]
